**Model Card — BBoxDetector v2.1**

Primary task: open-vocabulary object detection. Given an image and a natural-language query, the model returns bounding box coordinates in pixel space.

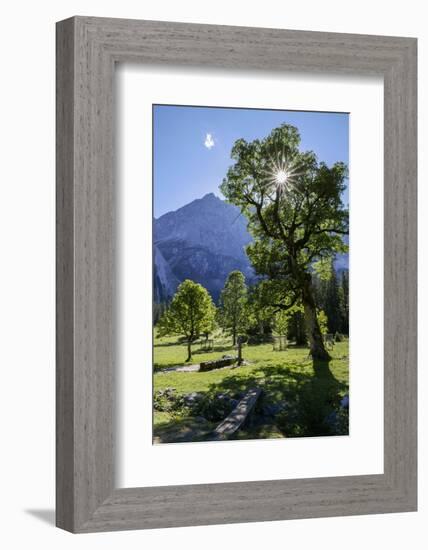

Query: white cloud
[204,133,215,149]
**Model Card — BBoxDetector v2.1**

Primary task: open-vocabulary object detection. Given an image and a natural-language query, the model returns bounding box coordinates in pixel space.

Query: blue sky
[153,105,349,218]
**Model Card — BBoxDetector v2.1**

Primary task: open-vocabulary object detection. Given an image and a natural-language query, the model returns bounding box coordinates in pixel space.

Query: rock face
[153,192,349,302]
[153,246,180,302]
[154,193,254,302]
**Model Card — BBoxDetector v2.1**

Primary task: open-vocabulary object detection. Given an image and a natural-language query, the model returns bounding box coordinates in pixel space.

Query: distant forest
[154,263,349,343]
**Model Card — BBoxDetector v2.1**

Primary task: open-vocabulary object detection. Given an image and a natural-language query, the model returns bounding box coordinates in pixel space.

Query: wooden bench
[210,388,263,440]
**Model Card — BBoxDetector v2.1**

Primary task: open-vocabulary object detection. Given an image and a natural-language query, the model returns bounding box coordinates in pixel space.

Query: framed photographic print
[56,17,417,532]
[151,104,350,445]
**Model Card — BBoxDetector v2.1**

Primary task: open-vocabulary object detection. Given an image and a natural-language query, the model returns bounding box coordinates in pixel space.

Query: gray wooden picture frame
[56,16,417,533]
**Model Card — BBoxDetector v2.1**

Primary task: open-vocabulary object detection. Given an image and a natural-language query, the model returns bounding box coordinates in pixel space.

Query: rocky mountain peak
[154,194,254,302]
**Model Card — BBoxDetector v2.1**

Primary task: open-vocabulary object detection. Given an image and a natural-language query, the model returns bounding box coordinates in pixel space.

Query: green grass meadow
[153,330,349,444]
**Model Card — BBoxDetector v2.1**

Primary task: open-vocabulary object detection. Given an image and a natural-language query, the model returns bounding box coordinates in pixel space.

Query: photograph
[152,104,349,444]
[0,3,418,541]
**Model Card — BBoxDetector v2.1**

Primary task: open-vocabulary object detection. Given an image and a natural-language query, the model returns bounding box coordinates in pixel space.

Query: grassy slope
[153,332,349,443]
[153,332,235,370]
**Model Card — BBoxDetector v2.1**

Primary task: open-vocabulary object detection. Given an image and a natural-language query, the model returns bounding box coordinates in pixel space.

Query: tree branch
[270,293,299,313]
[312,227,348,235]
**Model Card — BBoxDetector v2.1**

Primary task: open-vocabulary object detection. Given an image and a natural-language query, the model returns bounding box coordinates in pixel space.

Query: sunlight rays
[260,149,302,195]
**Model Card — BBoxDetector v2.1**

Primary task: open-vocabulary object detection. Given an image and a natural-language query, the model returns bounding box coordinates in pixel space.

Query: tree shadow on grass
[154,340,184,348]
[288,359,348,436]
[153,357,349,443]
[202,358,348,438]
[153,416,216,444]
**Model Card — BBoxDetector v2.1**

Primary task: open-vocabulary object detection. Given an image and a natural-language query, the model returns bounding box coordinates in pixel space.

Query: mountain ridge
[153,193,349,303]
[154,193,253,302]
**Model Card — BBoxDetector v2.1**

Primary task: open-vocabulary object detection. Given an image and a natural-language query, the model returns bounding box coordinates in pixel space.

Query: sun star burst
[261,150,301,195]
[275,169,289,185]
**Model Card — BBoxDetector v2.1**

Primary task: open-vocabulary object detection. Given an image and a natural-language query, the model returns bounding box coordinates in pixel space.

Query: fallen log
[199,357,236,372]
[210,388,262,440]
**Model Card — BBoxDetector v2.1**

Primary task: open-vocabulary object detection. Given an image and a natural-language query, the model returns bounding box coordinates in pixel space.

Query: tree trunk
[292,311,307,346]
[232,328,236,347]
[237,338,243,365]
[302,278,331,361]
[186,340,192,362]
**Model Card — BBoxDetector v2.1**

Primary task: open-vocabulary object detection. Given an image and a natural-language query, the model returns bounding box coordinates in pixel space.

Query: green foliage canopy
[220,123,349,312]
[220,123,348,359]
[219,270,248,345]
[158,279,216,361]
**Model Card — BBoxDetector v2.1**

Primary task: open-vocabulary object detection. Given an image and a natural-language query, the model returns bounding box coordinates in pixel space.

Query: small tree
[158,280,216,362]
[219,271,248,345]
[202,316,217,347]
[313,258,346,334]
[323,261,343,334]
[273,309,291,336]
[276,304,328,342]
[246,283,275,338]
[288,308,307,345]
[273,309,291,351]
